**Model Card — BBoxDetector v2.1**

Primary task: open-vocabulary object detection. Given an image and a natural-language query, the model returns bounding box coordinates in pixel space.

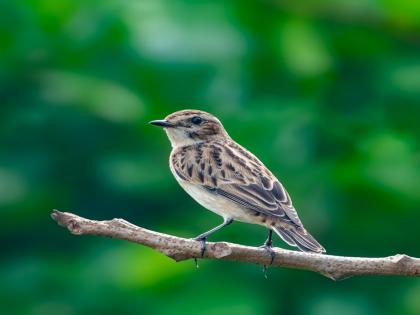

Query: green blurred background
[1,0,420,314]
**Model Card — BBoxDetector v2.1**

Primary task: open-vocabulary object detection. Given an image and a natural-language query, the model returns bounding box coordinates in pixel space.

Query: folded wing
[171,141,303,227]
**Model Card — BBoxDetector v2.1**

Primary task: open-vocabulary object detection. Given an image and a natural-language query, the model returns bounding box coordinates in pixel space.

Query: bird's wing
[171,141,303,227]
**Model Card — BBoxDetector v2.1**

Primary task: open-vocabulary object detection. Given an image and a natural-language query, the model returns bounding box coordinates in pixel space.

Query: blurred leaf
[277,19,333,76]
[40,70,144,123]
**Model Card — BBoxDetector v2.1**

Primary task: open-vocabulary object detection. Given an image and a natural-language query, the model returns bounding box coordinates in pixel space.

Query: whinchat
[150,110,325,259]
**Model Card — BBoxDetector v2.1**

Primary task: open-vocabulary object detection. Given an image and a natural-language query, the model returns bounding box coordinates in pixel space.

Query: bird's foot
[259,241,276,278]
[191,236,207,268]
[194,236,207,257]
[260,243,276,265]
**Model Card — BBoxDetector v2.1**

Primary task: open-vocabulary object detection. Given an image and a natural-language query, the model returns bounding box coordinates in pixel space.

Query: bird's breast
[173,176,263,224]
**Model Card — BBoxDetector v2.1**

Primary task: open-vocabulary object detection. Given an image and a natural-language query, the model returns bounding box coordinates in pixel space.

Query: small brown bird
[150,110,325,260]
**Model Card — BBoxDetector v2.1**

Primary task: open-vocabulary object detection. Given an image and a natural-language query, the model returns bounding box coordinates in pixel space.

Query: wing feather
[171,141,304,227]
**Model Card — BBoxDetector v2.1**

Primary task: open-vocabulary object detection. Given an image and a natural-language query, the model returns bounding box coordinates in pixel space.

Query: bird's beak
[149,119,175,128]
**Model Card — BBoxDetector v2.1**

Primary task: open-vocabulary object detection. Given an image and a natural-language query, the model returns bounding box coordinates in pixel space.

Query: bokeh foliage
[1,0,420,314]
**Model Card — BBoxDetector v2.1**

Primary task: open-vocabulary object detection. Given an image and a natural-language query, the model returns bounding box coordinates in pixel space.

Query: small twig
[51,210,420,280]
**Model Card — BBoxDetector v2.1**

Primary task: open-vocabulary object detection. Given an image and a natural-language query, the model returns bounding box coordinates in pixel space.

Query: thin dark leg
[264,230,273,246]
[260,229,276,278]
[193,218,233,258]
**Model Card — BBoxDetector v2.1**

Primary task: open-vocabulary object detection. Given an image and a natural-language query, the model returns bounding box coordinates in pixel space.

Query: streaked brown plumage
[150,109,325,254]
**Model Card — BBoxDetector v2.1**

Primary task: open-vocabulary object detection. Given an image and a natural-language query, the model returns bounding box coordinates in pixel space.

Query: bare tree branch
[51,210,420,280]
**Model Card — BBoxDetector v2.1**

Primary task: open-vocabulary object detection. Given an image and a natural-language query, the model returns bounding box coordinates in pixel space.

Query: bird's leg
[260,229,276,278]
[192,218,233,258]
[260,229,275,263]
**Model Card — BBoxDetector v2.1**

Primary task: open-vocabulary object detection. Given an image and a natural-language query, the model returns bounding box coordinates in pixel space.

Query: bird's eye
[191,116,203,125]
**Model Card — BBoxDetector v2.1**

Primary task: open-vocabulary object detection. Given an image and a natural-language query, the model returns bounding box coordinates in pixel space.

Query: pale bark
[51,210,420,280]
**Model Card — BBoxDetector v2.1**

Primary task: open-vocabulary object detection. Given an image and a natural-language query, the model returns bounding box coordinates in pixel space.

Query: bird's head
[150,110,229,147]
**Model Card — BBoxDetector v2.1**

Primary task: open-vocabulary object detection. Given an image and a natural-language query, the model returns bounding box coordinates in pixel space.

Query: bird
[150,109,325,261]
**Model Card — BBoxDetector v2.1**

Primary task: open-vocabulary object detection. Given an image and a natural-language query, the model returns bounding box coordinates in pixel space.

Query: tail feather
[273,226,326,253]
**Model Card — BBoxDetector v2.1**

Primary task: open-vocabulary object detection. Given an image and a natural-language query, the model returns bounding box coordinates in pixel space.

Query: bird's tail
[272,225,326,254]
